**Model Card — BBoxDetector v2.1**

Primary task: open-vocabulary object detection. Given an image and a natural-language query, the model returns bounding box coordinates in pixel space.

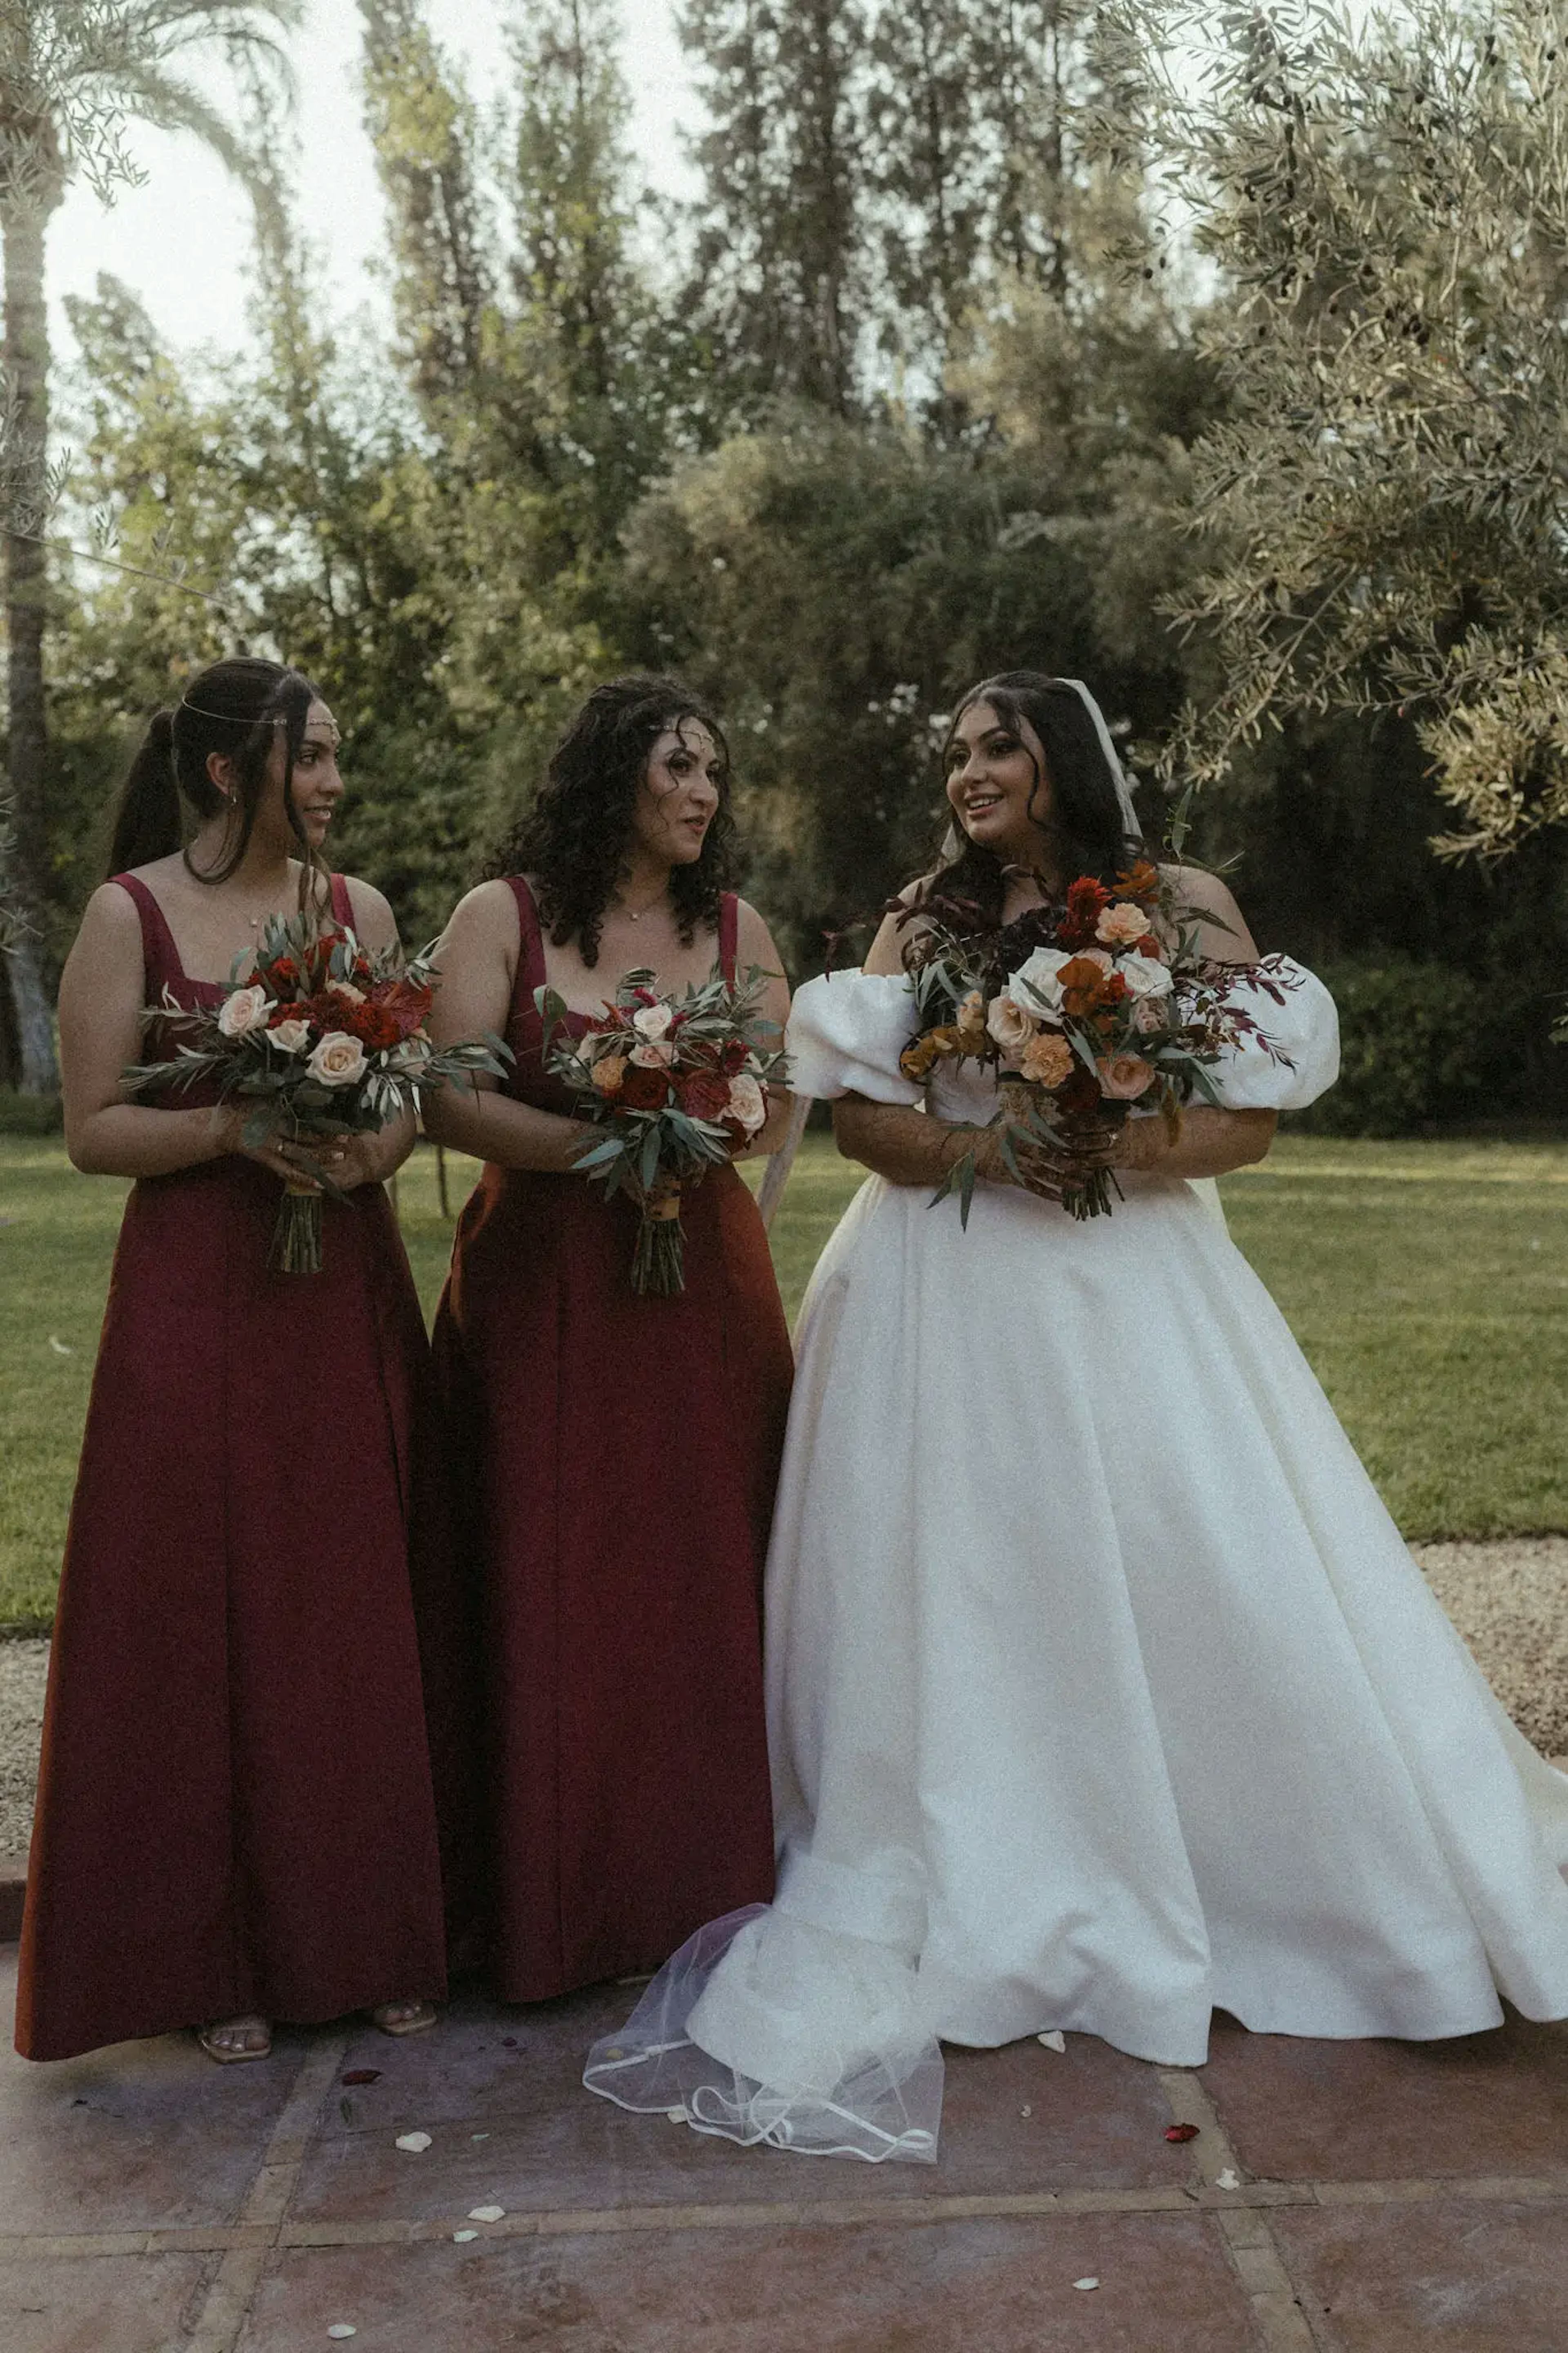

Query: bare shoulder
[337,874,398,947]
[76,879,149,955]
[436,877,523,960]
[733,896,782,955]
[1161,864,1257,960]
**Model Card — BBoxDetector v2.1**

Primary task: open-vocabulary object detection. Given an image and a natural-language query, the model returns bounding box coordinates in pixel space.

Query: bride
[585,670,1568,2163]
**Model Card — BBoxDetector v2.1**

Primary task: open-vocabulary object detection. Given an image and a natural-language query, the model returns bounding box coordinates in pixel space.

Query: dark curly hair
[484,675,737,967]
[909,671,1141,948]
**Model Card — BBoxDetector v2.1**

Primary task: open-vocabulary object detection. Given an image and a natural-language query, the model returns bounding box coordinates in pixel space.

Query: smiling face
[944,699,1053,866]
[256,699,344,858]
[629,718,725,870]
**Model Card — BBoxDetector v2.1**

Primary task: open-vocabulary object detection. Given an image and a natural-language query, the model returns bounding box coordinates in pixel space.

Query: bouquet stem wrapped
[537,964,786,1296]
[631,1173,686,1296]
[273,1173,326,1275]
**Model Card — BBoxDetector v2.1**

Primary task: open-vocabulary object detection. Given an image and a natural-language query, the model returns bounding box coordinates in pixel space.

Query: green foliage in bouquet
[537,962,786,1294]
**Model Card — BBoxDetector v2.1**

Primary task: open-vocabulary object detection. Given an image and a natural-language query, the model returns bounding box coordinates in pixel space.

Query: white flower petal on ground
[1216,2168,1241,2190]
[48,1336,73,1356]
[666,2105,690,2123]
[1073,2278,1100,2292]
[327,2329,357,2341]
[394,2131,432,2153]
[1037,2030,1066,2052]
[452,2229,478,2243]
[468,2206,505,2223]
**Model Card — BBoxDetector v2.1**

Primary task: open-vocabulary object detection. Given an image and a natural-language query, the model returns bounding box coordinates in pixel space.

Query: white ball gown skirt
[585,966,1568,2161]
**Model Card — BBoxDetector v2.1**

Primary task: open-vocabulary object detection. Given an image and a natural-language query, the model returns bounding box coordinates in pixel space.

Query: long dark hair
[915,671,1140,941]
[107,656,323,900]
[485,675,737,968]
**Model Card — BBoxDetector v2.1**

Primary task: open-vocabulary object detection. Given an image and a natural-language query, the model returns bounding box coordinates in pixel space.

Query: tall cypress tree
[681,0,868,414]
[359,0,490,415]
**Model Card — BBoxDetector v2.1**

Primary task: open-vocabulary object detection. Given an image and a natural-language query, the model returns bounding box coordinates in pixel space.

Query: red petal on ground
[1165,2122,1200,2142]
[341,2070,382,2086]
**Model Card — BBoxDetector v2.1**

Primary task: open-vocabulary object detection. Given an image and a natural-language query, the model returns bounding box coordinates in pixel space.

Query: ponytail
[107,710,182,876]
[103,657,321,891]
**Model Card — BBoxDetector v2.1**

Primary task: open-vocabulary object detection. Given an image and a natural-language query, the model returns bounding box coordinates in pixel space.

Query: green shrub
[1287,955,1485,1137]
[0,1090,64,1136]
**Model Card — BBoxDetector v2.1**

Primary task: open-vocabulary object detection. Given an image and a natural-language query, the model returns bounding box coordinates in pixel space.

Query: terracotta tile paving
[0,1949,1564,2351]
[239,2213,1258,2352]
[1272,2200,1568,2351]
[1200,2005,1568,2183]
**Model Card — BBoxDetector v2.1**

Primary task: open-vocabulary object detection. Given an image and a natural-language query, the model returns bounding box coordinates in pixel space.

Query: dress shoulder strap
[719,892,739,988]
[327,871,355,928]
[109,872,184,990]
[505,875,547,1006]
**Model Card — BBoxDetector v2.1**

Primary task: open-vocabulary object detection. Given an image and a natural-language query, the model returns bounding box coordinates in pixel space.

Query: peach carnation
[1020,1031,1075,1088]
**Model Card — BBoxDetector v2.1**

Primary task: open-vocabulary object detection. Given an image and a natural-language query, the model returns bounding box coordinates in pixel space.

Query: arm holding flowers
[318,879,416,1191]
[730,897,794,1158]
[833,897,1082,1198]
[1104,868,1276,1181]
[60,886,340,1187]
[419,882,599,1173]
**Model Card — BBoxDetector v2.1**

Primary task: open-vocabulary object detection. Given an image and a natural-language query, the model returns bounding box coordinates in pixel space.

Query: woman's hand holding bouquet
[122,911,511,1271]
[902,860,1301,1221]
[537,964,785,1295]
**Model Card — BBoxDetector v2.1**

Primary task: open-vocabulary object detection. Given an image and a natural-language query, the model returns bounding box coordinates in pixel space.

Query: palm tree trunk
[2,186,60,1094]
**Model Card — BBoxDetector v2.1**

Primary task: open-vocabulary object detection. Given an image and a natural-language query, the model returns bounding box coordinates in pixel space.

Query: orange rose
[592,1053,628,1096]
[1097,1053,1156,1100]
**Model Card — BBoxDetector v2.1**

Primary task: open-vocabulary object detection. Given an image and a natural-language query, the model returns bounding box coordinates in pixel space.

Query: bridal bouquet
[901,860,1300,1220]
[123,912,510,1272]
[537,964,784,1295]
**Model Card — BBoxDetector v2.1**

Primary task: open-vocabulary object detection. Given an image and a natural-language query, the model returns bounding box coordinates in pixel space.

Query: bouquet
[123,911,510,1272]
[537,964,784,1295]
[900,859,1301,1220]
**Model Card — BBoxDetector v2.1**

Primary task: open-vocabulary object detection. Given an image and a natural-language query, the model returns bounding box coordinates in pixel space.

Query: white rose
[1007,947,1071,1014]
[727,1073,767,1132]
[630,1037,676,1068]
[306,1030,368,1088]
[632,1002,674,1042]
[986,995,1036,1061]
[1118,952,1174,1000]
[265,1018,312,1055]
[217,983,272,1039]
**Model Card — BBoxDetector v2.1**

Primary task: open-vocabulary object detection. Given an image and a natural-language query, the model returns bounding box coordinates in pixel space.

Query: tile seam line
[178,2029,350,2353]
[1157,2068,1325,2351]
[4,2170,1567,2263]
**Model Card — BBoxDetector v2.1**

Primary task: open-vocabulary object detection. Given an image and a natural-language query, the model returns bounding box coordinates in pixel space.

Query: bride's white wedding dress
[585,961,1568,2162]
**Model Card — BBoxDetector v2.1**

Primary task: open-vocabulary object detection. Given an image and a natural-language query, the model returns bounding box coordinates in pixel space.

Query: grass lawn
[2,1129,1564,1631]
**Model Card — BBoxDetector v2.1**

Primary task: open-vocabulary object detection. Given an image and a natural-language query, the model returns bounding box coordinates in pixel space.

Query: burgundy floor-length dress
[429,878,793,2002]
[16,873,448,2062]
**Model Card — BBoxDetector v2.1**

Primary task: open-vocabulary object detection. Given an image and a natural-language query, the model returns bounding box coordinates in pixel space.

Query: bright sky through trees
[46,0,695,357]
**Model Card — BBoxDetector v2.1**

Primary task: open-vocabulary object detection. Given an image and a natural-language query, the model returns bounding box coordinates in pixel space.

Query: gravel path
[0,1539,1564,1861]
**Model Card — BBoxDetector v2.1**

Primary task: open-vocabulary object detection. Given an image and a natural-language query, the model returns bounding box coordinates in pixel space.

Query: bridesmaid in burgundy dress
[422,674,794,2002]
[17,656,447,2065]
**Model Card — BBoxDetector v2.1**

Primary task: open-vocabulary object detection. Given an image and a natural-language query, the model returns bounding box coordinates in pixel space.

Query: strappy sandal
[198,2016,273,2065]
[371,1999,439,2038]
